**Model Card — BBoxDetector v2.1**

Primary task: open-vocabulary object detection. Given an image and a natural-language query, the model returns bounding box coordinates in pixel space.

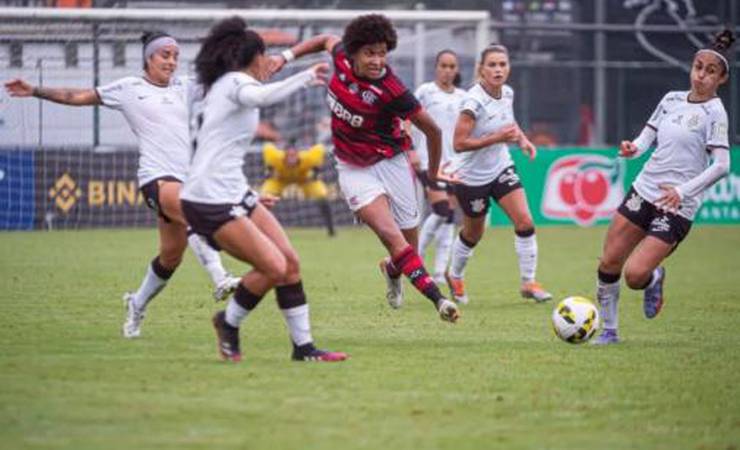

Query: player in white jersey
[446,44,552,305]
[180,17,347,363]
[409,50,466,285]
[4,31,240,338]
[593,30,735,345]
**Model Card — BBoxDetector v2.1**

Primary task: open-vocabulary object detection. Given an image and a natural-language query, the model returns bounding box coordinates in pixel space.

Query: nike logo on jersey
[137,95,150,100]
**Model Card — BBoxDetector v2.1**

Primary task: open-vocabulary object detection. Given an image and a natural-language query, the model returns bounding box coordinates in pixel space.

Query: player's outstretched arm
[271,34,341,74]
[4,78,100,106]
[409,110,442,181]
[620,125,656,158]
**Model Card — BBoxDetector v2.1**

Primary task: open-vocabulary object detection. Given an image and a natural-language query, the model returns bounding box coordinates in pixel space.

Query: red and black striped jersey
[326,43,421,167]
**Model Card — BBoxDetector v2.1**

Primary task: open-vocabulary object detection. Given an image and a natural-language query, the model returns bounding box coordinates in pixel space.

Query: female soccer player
[447,44,552,305]
[180,17,346,362]
[593,30,734,345]
[4,31,239,338]
[272,14,459,322]
[410,49,466,284]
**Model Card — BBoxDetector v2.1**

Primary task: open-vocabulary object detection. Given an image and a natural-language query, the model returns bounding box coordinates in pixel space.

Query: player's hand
[4,78,34,97]
[619,140,638,158]
[495,124,520,143]
[267,55,287,76]
[520,137,537,161]
[436,164,461,185]
[259,193,280,209]
[309,63,330,86]
[655,184,681,214]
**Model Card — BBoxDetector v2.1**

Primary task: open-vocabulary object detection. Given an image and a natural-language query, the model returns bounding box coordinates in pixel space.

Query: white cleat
[436,298,460,323]
[379,258,404,309]
[213,275,241,302]
[122,292,144,339]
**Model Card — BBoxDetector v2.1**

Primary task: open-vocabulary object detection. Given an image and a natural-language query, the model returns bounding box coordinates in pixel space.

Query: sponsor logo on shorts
[498,167,520,186]
[625,192,643,212]
[650,215,671,233]
[470,198,486,214]
[229,205,247,218]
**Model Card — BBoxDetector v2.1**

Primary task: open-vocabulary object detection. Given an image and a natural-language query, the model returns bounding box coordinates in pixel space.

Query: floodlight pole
[594,0,607,147]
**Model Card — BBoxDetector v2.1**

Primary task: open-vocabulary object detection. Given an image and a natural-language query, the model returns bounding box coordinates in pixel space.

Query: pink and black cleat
[292,342,348,362]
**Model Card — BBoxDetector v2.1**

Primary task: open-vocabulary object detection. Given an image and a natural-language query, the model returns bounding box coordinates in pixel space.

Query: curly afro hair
[342,14,397,56]
[195,16,265,90]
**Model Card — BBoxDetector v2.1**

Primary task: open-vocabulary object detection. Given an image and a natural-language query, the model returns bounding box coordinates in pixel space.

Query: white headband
[696,49,729,72]
[144,36,179,61]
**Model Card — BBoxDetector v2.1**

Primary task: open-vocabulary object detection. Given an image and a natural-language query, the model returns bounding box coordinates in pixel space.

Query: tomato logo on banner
[541,155,624,226]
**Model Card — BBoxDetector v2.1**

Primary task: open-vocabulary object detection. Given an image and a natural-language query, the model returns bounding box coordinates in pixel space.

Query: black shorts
[617,186,692,245]
[416,170,453,193]
[454,166,523,218]
[139,176,182,222]
[181,189,260,249]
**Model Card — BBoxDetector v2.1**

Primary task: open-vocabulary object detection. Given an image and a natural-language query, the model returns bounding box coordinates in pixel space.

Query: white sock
[433,222,455,279]
[133,264,167,311]
[597,279,620,330]
[225,296,250,328]
[514,233,538,283]
[418,213,444,258]
[280,304,313,346]
[449,234,475,279]
[187,232,228,285]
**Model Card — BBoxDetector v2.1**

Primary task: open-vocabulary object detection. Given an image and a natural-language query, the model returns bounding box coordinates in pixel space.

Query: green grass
[0,225,738,450]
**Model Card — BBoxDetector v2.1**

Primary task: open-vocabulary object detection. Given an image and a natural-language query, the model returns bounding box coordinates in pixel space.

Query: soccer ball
[551,296,600,344]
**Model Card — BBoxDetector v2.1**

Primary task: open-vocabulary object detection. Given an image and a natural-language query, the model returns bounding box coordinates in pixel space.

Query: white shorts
[337,153,421,229]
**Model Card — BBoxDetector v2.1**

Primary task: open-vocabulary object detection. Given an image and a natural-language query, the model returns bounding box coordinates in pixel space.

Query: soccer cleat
[212,310,241,362]
[436,298,460,323]
[122,292,144,339]
[520,281,553,303]
[291,342,348,362]
[379,258,404,309]
[444,271,468,305]
[591,328,620,345]
[643,266,665,319]
[213,275,241,302]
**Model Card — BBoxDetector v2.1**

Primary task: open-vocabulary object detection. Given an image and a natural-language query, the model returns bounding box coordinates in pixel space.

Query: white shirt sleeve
[706,105,730,149]
[675,147,731,200]
[95,77,131,110]
[631,126,657,157]
[460,95,483,119]
[646,92,670,130]
[234,70,315,108]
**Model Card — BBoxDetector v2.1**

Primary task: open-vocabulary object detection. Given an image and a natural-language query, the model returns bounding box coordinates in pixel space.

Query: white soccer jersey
[96,75,193,185]
[450,83,516,186]
[411,82,466,170]
[181,70,314,204]
[634,90,729,220]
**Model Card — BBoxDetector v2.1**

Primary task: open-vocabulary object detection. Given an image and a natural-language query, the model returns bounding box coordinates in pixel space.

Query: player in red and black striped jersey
[272,14,459,323]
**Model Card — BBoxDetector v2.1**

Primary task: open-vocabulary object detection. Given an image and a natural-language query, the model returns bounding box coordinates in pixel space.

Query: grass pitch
[0,225,738,450]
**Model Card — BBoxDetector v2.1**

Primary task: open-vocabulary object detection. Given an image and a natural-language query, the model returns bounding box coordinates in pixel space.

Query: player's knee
[262,253,288,285]
[624,265,650,290]
[460,226,483,246]
[283,248,301,280]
